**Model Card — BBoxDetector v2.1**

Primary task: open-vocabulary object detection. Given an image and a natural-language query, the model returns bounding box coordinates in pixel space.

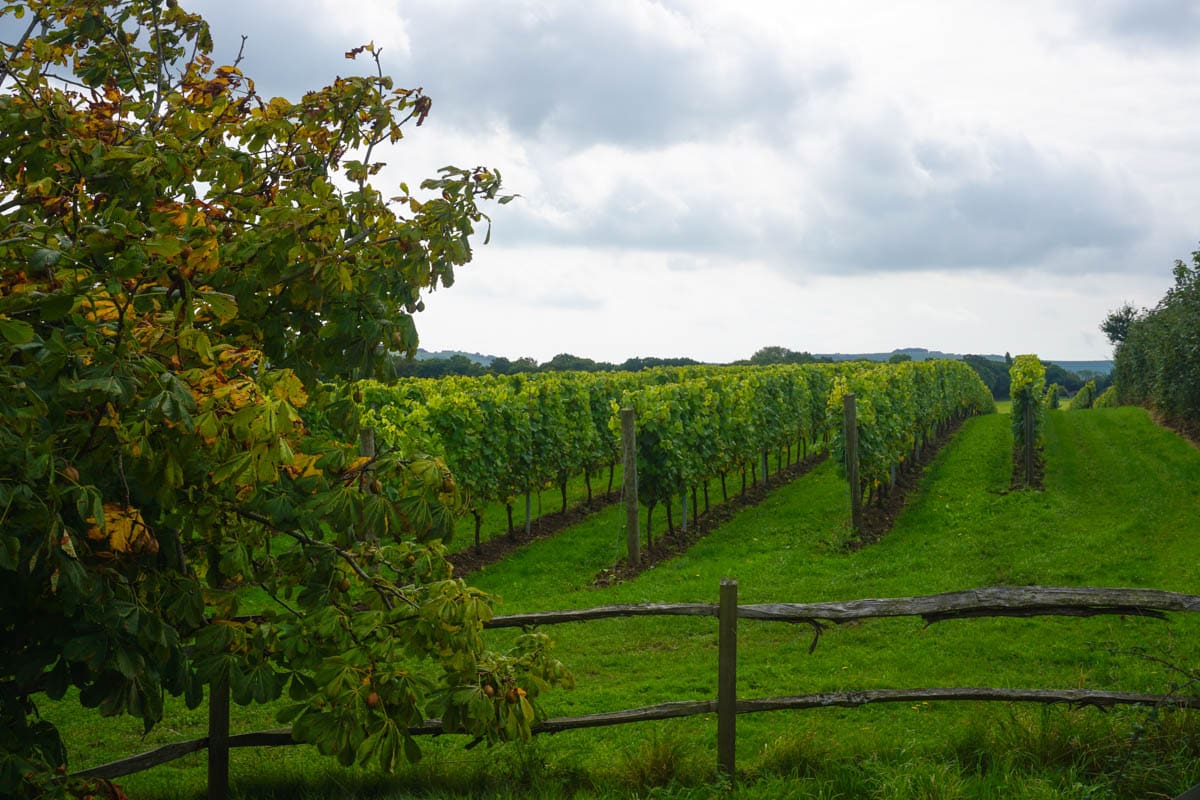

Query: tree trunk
[703,482,711,513]
[506,503,514,539]
[666,500,675,537]
[721,473,728,502]
[472,510,483,554]
[584,469,593,503]
[608,463,615,495]
[691,487,698,523]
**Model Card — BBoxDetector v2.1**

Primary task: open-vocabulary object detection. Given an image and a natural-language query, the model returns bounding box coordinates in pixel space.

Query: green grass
[48,408,1200,798]
[445,464,625,554]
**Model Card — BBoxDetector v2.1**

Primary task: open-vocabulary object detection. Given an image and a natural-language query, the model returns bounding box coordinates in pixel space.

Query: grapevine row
[1010,354,1047,487]
[613,364,839,536]
[360,360,994,550]
[828,360,996,507]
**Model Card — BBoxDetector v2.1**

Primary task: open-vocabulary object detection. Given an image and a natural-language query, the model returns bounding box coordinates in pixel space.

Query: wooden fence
[74,583,1200,799]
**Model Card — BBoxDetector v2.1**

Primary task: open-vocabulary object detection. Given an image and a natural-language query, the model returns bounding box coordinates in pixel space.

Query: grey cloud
[807,131,1149,273]
[1077,0,1200,48]
[193,1,360,99]
[496,125,1151,278]
[197,1,845,149]
[398,2,844,148]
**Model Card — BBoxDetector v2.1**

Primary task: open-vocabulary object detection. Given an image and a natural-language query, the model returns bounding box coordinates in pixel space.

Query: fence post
[207,675,230,800]
[1023,395,1035,486]
[525,415,534,534]
[621,408,640,567]
[843,394,862,531]
[358,427,375,459]
[717,578,738,780]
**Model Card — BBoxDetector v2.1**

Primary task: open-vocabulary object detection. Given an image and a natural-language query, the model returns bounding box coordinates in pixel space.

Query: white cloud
[178,0,1200,361]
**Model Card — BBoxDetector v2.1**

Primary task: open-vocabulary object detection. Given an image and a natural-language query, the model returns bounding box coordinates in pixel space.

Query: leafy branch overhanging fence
[75,584,1200,799]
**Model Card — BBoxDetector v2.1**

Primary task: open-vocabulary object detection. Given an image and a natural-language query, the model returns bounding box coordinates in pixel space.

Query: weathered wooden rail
[73,583,1200,799]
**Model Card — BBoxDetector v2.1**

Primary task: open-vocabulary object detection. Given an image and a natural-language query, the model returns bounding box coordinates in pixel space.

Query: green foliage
[1101,302,1139,345]
[618,364,839,513]
[1110,252,1200,428]
[827,360,995,504]
[363,372,629,525]
[1009,354,1047,453]
[1043,362,1086,394]
[1093,386,1119,408]
[0,2,568,795]
[745,346,828,366]
[1045,383,1061,410]
[1069,380,1098,411]
[962,355,1011,400]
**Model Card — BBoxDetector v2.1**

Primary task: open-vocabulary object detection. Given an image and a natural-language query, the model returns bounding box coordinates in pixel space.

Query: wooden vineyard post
[621,408,640,567]
[207,675,230,800]
[525,416,533,534]
[1023,397,1035,486]
[717,578,738,780]
[358,427,375,459]
[843,394,862,531]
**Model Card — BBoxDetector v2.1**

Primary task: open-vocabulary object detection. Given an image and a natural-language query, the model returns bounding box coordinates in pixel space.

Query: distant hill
[413,348,495,366]
[816,347,968,363]
[1050,360,1112,376]
[816,348,1112,375]
[409,347,1113,375]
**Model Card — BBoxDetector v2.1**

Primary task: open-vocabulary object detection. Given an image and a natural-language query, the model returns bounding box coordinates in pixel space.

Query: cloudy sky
[193,0,1199,362]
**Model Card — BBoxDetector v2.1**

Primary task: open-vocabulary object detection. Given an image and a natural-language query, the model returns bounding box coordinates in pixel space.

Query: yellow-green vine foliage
[828,360,995,503]
[1010,354,1047,449]
[1093,385,1119,408]
[1069,380,1098,410]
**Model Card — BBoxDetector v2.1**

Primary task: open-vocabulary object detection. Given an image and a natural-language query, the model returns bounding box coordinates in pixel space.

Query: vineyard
[5,4,1198,798]
[359,360,994,552]
[46,403,1200,799]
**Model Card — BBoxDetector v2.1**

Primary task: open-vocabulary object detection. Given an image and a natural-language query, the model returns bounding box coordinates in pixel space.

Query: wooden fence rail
[72,583,1200,799]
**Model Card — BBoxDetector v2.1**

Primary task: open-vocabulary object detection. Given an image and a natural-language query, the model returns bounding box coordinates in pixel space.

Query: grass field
[49,407,1200,798]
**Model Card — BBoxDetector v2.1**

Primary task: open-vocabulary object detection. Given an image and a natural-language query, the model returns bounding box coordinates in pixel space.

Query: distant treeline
[1106,251,1200,431]
[397,347,1105,401]
[392,346,832,378]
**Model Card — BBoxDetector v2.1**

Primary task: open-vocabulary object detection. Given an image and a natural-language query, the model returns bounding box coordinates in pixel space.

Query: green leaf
[211,452,252,484]
[40,292,75,321]
[198,291,238,323]
[0,317,34,344]
[403,733,422,764]
[144,237,183,258]
[29,248,61,272]
[0,536,19,571]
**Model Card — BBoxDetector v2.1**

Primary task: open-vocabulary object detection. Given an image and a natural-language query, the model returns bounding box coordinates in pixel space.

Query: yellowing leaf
[88,504,159,555]
[288,452,324,479]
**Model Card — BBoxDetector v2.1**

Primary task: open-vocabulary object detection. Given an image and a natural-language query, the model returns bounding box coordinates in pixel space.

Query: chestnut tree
[0,1,566,795]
